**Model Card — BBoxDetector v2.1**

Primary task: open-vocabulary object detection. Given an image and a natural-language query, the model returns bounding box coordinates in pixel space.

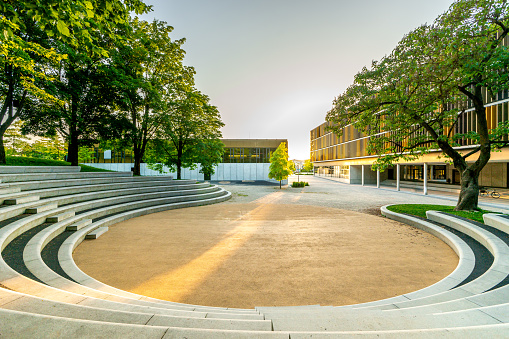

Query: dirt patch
[74,203,458,309]
[360,207,383,216]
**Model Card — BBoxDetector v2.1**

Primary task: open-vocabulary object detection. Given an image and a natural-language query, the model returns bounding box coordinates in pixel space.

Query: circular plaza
[74,175,459,308]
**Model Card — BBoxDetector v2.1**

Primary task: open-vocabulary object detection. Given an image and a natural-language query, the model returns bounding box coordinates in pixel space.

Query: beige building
[311,99,509,190]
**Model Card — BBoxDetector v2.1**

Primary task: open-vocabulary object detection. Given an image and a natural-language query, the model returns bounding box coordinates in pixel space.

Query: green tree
[111,18,189,175]
[0,0,149,164]
[327,0,509,211]
[147,90,224,179]
[20,40,120,165]
[303,159,314,172]
[269,142,292,189]
[288,160,296,172]
[196,139,225,180]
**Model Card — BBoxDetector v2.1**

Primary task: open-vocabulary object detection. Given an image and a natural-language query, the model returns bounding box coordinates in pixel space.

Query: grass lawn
[386,204,500,224]
[3,156,113,172]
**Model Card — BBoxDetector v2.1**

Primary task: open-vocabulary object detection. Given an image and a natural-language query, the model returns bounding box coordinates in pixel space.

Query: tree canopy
[269,142,292,189]
[326,0,509,211]
[0,0,150,164]
[147,89,224,179]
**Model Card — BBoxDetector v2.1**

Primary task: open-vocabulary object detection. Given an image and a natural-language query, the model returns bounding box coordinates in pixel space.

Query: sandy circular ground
[74,200,458,308]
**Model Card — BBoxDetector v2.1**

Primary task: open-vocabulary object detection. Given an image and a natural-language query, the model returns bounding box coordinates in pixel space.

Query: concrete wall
[82,162,282,182]
[350,165,380,184]
[446,162,508,188]
[478,162,508,188]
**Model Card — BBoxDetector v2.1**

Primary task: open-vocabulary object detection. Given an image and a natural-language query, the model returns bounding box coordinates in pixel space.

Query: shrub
[292,181,309,188]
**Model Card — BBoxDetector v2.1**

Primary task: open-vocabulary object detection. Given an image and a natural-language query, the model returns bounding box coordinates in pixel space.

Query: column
[396,164,401,191]
[423,163,428,195]
[377,169,380,188]
[361,165,365,186]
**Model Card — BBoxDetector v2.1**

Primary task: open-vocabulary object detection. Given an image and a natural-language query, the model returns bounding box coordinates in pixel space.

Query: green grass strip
[3,156,113,172]
[386,204,501,224]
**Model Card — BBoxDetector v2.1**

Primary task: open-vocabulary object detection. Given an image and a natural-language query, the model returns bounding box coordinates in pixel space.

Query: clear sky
[140,0,455,160]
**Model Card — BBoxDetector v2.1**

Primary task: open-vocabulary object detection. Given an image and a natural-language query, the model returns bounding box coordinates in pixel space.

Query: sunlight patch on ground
[130,198,281,302]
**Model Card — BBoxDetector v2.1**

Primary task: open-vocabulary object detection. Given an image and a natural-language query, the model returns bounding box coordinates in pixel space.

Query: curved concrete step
[0,166,81,174]
[11,175,179,191]
[0,288,271,331]
[0,171,133,183]
[0,179,201,202]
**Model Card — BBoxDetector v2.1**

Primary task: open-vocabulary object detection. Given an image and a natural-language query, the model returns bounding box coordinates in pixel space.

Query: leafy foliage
[326,0,509,210]
[111,18,189,175]
[146,90,224,179]
[269,142,292,188]
[0,0,151,164]
[303,159,314,172]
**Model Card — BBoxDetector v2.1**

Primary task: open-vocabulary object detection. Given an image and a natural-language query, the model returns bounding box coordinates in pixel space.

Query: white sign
[104,150,111,160]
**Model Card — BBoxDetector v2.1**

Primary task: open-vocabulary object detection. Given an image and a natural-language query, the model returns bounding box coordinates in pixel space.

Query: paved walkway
[217,175,509,213]
[74,176,463,308]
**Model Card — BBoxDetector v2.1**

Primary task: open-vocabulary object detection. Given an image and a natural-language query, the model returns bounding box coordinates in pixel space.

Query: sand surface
[74,200,458,308]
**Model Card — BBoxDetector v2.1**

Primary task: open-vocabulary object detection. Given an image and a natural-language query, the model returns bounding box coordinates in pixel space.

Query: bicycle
[491,188,501,198]
[479,187,500,198]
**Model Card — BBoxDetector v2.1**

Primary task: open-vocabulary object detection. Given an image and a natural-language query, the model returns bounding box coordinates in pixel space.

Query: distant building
[83,139,288,182]
[291,160,305,171]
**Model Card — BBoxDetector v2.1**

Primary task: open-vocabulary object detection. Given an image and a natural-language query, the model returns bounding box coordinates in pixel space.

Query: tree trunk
[67,133,79,166]
[455,168,480,211]
[279,180,281,189]
[133,152,142,176]
[0,136,6,165]
[176,142,183,180]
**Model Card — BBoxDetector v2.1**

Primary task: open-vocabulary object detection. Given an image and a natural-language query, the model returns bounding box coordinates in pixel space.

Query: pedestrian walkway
[312,175,509,213]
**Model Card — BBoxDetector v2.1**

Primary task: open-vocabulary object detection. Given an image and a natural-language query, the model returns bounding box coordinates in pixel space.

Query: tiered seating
[1,165,509,337]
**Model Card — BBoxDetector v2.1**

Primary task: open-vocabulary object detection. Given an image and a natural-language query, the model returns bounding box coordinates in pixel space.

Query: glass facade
[222,147,276,163]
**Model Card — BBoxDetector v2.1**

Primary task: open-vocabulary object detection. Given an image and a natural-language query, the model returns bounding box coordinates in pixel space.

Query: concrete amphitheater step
[25,203,58,214]
[347,211,509,311]
[3,189,261,318]
[0,166,81,173]
[0,180,204,203]
[0,188,21,197]
[483,213,509,234]
[3,305,509,338]
[4,195,40,205]
[0,308,288,339]
[23,192,261,316]
[262,304,509,331]
[0,289,272,331]
[9,175,179,192]
[0,171,133,183]
[66,218,92,231]
[85,226,108,239]
[0,183,215,223]
[46,211,75,223]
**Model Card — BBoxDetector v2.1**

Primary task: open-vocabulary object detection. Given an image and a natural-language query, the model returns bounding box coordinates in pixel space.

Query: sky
[140,0,455,160]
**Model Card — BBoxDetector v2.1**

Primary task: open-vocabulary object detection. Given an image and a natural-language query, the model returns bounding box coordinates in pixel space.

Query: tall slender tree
[147,89,224,179]
[269,142,292,189]
[111,18,189,175]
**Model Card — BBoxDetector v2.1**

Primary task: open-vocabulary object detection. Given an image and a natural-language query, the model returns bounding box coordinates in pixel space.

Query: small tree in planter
[269,142,292,189]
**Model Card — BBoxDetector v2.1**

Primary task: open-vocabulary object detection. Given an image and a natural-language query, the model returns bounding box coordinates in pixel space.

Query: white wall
[82,162,283,183]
